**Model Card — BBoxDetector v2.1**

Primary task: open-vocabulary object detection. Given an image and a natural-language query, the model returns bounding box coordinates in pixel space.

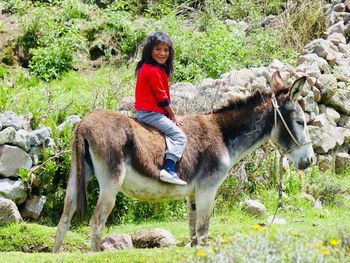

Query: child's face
[151,42,170,65]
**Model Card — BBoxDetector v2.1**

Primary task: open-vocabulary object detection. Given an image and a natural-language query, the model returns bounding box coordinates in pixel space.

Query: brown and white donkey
[53,71,314,252]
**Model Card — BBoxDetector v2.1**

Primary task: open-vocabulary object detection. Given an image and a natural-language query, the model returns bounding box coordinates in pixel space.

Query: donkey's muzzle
[297,156,315,170]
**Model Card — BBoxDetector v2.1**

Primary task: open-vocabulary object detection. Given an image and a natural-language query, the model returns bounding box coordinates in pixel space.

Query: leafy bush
[0,0,31,15]
[58,0,91,21]
[29,40,75,80]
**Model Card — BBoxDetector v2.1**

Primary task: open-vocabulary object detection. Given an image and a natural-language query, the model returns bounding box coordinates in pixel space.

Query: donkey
[53,71,314,252]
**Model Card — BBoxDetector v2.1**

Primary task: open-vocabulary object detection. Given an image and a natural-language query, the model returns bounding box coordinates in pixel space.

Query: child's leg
[135,111,187,185]
[135,111,187,161]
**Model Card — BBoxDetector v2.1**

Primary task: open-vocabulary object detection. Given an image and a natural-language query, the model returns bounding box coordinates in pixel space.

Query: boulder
[131,228,177,248]
[0,111,23,130]
[29,127,52,147]
[56,115,81,132]
[14,129,31,152]
[0,178,27,204]
[329,89,350,115]
[0,145,32,178]
[21,195,46,219]
[0,197,22,224]
[244,199,267,217]
[102,234,133,251]
[308,126,336,154]
[317,74,337,104]
[0,127,16,145]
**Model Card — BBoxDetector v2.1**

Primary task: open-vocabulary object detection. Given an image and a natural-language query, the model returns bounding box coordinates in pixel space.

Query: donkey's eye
[296,120,304,126]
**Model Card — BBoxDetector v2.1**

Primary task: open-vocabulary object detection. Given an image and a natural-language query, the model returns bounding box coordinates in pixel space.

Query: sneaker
[160,169,187,185]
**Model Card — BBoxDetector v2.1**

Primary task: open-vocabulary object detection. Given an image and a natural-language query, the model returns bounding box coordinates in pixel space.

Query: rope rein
[269,94,310,225]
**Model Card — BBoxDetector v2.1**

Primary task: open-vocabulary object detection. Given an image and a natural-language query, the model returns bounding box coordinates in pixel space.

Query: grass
[1,195,350,262]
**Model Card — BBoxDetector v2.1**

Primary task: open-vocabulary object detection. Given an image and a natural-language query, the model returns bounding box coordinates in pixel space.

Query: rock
[21,195,46,219]
[345,0,350,12]
[327,33,346,46]
[335,152,350,174]
[303,39,338,64]
[308,126,336,154]
[329,89,350,115]
[0,145,32,178]
[0,197,22,224]
[317,74,337,104]
[29,128,52,147]
[0,127,16,145]
[325,21,345,36]
[299,92,319,114]
[297,54,330,74]
[131,228,177,248]
[56,115,81,132]
[310,113,329,127]
[319,106,340,125]
[101,234,133,251]
[0,111,23,130]
[227,68,255,88]
[234,164,248,189]
[333,3,346,13]
[244,199,267,217]
[338,114,350,128]
[0,178,27,204]
[13,129,31,152]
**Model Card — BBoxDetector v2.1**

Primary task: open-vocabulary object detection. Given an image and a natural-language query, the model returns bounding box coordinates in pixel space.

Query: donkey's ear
[270,71,285,94]
[289,76,306,101]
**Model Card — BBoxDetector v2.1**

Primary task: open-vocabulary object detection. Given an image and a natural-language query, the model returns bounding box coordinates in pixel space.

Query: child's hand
[169,114,183,127]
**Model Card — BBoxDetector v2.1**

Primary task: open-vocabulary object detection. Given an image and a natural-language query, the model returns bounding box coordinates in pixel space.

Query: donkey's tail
[74,130,89,219]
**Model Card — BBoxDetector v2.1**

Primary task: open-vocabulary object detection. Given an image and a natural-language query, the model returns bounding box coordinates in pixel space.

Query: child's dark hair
[135,31,174,76]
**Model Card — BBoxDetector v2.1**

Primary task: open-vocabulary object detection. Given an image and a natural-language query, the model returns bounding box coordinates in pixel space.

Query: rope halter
[271,94,312,155]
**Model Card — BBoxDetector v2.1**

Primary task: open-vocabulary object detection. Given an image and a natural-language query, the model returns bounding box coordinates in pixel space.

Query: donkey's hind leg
[53,162,93,253]
[187,195,197,246]
[89,163,125,252]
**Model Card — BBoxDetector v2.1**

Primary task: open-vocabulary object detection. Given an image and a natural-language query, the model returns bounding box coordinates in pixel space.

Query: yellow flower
[252,224,262,230]
[322,248,329,256]
[315,241,324,248]
[221,237,231,244]
[196,250,207,257]
[252,224,267,233]
[329,239,339,247]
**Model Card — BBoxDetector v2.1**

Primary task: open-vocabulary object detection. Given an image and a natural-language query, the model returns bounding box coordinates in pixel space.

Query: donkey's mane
[210,89,272,114]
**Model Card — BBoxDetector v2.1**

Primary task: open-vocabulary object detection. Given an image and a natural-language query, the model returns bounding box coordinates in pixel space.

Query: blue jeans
[135,110,187,162]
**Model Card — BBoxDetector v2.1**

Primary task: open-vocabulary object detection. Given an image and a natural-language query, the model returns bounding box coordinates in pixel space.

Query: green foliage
[58,0,91,21]
[163,16,297,82]
[303,167,349,206]
[271,0,327,51]
[29,39,76,80]
[0,0,31,15]
[17,10,44,50]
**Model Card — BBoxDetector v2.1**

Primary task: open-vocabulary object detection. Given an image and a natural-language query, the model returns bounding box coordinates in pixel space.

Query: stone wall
[0,111,80,223]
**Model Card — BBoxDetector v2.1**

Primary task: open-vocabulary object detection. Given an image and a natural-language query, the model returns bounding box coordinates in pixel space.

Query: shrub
[0,0,31,15]
[58,0,91,21]
[269,0,327,51]
[29,41,74,80]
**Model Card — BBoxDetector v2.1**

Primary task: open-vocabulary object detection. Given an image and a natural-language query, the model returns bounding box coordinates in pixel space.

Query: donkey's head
[270,71,315,169]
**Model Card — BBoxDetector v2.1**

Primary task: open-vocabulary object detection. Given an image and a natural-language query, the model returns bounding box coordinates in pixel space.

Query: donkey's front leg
[187,195,197,246]
[195,189,216,246]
